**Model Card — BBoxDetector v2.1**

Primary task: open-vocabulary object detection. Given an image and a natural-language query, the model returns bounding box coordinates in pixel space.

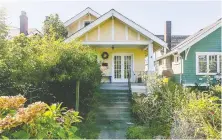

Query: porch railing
[132,71,148,83]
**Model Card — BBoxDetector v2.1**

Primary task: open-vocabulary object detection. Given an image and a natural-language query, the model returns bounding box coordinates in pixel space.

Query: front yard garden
[0,10,102,139]
[127,77,221,139]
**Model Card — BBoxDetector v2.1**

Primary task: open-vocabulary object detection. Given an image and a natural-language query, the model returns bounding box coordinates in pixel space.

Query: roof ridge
[63,7,100,25]
[171,18,221,51]
[66,9,166,44]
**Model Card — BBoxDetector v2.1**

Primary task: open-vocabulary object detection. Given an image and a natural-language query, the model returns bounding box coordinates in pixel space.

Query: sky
[0,0,221,35]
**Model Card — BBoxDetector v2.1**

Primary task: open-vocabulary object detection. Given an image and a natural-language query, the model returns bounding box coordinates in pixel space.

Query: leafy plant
[0,96,82,139]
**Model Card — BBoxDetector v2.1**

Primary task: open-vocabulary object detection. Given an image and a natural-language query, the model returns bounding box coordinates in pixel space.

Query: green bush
[129,76,221,139]
[0,96,82,139]
[76,91,102,139]
[127,121,170,139]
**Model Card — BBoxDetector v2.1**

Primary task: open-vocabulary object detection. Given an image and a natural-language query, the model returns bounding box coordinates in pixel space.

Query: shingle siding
[182,27,221,85]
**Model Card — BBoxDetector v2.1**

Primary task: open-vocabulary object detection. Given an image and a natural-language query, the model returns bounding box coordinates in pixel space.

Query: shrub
[172,92,221,139]
[129,76,221,139]
[0,95,82,139]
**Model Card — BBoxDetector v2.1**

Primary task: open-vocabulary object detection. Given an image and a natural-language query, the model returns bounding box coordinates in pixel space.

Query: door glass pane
[198,55,207,73]
[209,55,217,73]
[124,56,131,79]
[114,56,121,79]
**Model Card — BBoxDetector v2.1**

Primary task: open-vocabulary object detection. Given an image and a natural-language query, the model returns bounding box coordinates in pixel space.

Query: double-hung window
[196,52,222,75]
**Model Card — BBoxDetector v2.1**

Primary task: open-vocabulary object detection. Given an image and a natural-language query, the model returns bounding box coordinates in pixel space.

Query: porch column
[148,41,155,72]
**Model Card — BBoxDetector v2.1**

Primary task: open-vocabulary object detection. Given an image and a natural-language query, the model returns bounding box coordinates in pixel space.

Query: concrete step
[99,103,130,108]
[96,119,132,126]
[100,83,129,91]
[100,90,129,95]
[100,86,129,91]
[99,106,131,112]
[98,112,131,119]
[102,101,130,106]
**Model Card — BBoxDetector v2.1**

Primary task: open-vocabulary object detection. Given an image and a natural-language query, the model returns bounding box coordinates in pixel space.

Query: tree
[42,14,68,40]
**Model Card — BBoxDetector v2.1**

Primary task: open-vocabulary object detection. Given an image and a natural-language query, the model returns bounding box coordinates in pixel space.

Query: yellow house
[64,8,167,83]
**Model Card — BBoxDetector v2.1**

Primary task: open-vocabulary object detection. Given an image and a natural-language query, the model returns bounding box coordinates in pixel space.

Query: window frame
[173,55,180,65]
[196,52,222,75]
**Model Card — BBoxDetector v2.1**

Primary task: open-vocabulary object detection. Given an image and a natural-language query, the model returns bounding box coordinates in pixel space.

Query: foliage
[76,91,102,139]
[0,7,8,41]
[0,32,101,109]
[128,75,221,139]
[42,14,68,40]
[0,95,82,139]
[172,92,221,139]
[126,122,170,139]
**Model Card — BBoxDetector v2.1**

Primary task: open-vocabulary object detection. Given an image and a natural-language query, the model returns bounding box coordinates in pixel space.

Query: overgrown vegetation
[0,8,102,138]
[127,76,221,139]
[0,95,82,139]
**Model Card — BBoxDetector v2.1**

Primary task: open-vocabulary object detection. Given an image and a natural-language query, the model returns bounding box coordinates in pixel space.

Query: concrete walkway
[97,83,133,139]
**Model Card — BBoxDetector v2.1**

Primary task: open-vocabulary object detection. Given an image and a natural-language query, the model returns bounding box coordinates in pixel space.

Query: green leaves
[42,14,68,40]
[12,130,30,139]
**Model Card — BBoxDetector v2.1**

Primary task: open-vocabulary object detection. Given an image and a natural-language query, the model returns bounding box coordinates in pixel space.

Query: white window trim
[173,55,180,65]
[196,52,222,75]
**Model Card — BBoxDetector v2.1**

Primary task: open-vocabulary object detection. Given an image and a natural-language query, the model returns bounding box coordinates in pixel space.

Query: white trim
[173,55,180,65]
[178,20,221,53]
[137,33,140,40]
[125,25,128,40]
[65,9,168,48]
[185,47,191,60]
[196,52,222,75]
[148,42,155,72]
[112,53,134,82]
[82,41,151,45]
[112,16,114,41]
[183,83,210,87]
[64,7,100,27]
[156,19,221,61]
[97,26,100,41]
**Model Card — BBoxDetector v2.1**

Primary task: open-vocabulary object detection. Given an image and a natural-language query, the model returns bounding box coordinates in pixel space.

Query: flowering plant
[0,96,82,139]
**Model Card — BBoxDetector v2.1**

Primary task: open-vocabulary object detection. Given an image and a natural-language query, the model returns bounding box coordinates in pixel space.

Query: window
[84,21,91,27]
[173,55,180,64]
[209,55,217,73]
[196,52,222,75]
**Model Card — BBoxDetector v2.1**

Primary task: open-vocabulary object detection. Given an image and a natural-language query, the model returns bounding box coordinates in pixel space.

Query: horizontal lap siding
[182,27,221,85]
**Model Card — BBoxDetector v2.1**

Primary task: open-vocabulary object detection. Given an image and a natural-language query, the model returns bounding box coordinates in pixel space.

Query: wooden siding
[67,14,97,36]
[76,17,150,42]
[182,27,221,85]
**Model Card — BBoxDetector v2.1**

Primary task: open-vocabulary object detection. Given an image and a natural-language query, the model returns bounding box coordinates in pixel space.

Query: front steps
[97,83,132,139]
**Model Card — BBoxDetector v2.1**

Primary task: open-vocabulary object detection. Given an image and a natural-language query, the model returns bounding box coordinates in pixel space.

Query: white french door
[113,54,133,82]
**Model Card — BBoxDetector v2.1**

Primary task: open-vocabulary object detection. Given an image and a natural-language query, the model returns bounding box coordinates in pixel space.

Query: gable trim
[178,22,221,53]
[65,9,167,48]
[64,7,100,27]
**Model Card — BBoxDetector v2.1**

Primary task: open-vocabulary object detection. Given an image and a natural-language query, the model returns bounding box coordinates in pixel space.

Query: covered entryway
[112,53,133,82]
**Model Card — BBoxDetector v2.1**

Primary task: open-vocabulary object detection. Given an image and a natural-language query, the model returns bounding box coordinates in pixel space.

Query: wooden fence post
[75,80,80,111]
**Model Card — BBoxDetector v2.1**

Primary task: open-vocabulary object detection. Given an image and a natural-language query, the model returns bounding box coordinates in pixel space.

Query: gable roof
[64,7,100,27]
[156,35,189,49]
[156,18,222,61]
[64,9,168,48]
[7,27,43,39]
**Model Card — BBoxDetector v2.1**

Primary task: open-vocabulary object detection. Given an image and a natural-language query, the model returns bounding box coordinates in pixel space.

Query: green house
[156,19,221,86]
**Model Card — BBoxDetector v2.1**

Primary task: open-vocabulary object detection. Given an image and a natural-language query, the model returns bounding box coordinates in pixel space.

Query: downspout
[179,55,183,84]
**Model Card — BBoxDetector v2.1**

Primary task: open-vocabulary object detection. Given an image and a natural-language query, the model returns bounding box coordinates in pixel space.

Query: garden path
[97,83,133,139]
